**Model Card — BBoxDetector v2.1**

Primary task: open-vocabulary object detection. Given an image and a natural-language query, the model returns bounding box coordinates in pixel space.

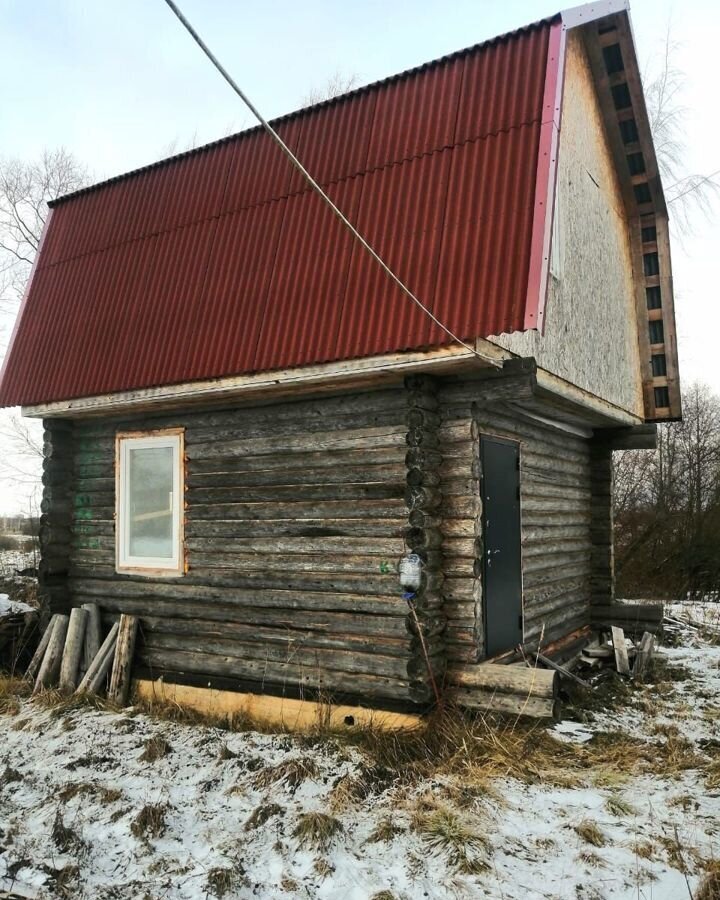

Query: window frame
[115,428,185,576]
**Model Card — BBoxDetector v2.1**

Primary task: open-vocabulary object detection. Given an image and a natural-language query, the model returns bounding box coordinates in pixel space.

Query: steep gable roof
[1,1,676,414]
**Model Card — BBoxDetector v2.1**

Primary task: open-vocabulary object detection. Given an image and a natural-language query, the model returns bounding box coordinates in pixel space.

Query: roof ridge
[49,12,560,209]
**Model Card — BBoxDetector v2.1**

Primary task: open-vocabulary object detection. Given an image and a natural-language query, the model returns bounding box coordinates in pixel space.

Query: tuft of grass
[130,803,168,840]
[244,803,284,830]
[253,757,319,791]
[632,840,655,860]
[138,735,172,762]
[313,858,334,878]
[0,675,31,715]
[605,794,636,817]
[206,866,238,897]
[281,877,299,892]
[574,820,607,848]
[371,893,398,900]
[52,810,84,853]
[697,861,720,900]
[414,804,490,874]
[292,812,343,852]
[0,765,23,788]
[366,818,406,844]
[217,743,237,761]
[578,851,606,868]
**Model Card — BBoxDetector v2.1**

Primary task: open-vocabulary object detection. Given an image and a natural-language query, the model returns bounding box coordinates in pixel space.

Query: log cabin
[0,0,680,724]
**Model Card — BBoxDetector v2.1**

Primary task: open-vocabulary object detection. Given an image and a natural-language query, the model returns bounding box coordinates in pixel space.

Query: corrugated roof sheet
[0,15,560,407]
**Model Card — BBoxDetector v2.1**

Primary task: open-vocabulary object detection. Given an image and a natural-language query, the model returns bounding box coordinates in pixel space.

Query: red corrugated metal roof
[0,15,562,407]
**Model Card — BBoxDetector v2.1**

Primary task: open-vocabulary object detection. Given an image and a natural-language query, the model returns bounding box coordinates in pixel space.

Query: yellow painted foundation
[133,678,423,732]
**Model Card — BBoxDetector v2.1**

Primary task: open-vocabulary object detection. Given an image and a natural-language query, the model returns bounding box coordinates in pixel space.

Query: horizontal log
[186,520,407,539]
[189,500,406,521]
[188,425,408,459]
[188,482,406,504]
[69,577,408,616]
[137,647,412,701]
[135,613,414,653]
[184,464,407,489]
[451,688,558,719]
[590,604,663,624]
[190,446,404,475]
[143,631,410,680]
[93,595,410,637]
[448,663,557,698]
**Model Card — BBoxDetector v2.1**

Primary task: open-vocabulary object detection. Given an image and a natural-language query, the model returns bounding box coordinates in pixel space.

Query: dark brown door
[481,436,523,657]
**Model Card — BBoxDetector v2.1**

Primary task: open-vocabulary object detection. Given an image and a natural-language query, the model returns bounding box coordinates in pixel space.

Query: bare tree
[614,383,720,600]
[0,148,89,323]
[0,149,89,515]
[644,31,719,232]
[301,71,361,106]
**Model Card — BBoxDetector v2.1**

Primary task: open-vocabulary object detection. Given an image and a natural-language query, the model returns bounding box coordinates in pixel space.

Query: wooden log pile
[27,604,137,703]
[578,626,656,679]
[448,662,559,719]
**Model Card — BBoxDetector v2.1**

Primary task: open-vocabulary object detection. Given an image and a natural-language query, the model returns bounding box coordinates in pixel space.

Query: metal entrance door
[480,436,523,657]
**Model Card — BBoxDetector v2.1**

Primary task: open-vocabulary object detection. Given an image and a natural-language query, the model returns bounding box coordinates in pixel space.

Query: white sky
[0,0,718,514]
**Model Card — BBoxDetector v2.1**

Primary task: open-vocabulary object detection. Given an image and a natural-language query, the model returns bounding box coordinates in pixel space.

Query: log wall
[44,373,612,708]
[66,388,416,705]
[437,380,595,663]
[39,418,74,615]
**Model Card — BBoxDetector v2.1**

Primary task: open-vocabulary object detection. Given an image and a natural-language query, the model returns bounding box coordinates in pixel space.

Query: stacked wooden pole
[27,605,138,704]
[448,663,559,719]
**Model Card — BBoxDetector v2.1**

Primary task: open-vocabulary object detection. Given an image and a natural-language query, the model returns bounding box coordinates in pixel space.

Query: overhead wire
[160,0,485,360]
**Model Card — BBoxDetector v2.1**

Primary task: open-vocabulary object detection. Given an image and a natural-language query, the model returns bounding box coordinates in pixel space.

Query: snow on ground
[1,625,719,899]
[0,593,35,616]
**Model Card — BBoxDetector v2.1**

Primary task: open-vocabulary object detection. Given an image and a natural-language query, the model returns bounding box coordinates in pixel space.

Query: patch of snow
[0,592,34,615]
[0,615,719,898]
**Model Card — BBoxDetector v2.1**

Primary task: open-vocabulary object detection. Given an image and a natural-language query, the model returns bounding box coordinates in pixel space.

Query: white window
[116,430,184,574]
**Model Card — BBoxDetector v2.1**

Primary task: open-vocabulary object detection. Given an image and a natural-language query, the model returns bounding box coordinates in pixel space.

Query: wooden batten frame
[133,678,423,732]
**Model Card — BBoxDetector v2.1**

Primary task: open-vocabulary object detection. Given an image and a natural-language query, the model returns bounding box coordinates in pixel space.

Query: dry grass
[632,840,656,860]
[138,735,172,762]
[366,818,406,844]
[698,861,720,900]
[0,674,31,715]
[605,794,636,817]
[292,812,343,851]
[130,803,168,840]
[578,851,606,868]
[412,798,490,874]
[574,820,607,848]
[245,803,284,830]
[371,892,398,900]
[206,866,241,897]
[313,858,334,878]
[0,765,23,788]
[253,757,319,791]
[217,742,237,760]
[52,810,84,853]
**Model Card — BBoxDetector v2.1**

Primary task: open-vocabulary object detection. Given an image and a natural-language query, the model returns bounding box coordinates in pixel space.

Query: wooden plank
[611,626,631,676]
[536,652,590,689]
[633,631,655,678]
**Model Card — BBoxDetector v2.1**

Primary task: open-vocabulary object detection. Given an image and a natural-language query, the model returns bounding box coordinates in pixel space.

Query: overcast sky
[0,0,718,515]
